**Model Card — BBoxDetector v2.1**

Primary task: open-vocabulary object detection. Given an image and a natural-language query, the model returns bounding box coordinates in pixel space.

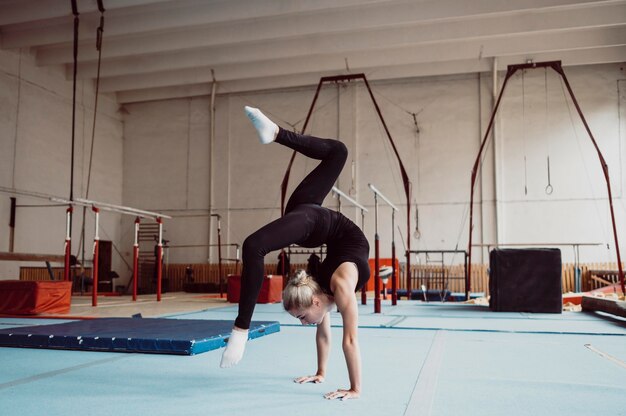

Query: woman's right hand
[294,374,325,384]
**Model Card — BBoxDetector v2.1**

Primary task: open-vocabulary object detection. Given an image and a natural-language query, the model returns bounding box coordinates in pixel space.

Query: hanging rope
[521,70,528,196]
[70,0,79,203]
[86,0,106,200]
[77,1,106,261]
[544,68,554,195]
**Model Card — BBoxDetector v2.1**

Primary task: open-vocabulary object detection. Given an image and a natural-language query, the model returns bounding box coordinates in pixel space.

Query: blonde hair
[282,269,322,311]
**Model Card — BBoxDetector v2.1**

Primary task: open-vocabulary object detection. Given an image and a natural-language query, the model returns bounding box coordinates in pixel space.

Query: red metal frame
[156,217,163,302]
[133,217,140,301]
[91,206,100,306]
[281,73,412,302]
[64,206,73,282]
[211,214,224,298]
[467,60,624,294]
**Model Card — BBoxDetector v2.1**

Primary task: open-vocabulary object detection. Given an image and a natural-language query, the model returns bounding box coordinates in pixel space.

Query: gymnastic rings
[545,156,553,195]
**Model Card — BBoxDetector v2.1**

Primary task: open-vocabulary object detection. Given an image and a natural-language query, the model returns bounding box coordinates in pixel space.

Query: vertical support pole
[92,206,100,307]
[64,206,73,282]
[464,251,469,301]
[133,217,140,301]
[235,245,240,275]
[216,215,223,298]
[156,217,163,302]
[374,194,381,314]
[361,208,367,305]
[391,210,397,305]
[9,197,16,252]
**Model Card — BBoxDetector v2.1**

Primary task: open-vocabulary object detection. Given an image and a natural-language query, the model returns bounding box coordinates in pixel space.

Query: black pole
[69,0,79,248]
[9,197,16,252]
[391,211,397,305]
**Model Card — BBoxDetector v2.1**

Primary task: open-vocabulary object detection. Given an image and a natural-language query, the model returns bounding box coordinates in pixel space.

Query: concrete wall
[0,48,124,280]
[122,63,626,269]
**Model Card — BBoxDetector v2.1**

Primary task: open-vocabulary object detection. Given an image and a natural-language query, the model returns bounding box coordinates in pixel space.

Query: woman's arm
[316,311,331,378]
[294,311,331,384]
[325,262,361,400]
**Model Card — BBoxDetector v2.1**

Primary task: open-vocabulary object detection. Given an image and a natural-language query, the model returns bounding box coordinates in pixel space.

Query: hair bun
[292,269,311,287]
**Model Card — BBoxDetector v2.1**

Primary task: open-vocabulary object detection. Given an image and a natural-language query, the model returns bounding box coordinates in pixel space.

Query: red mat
[0,280,72,314]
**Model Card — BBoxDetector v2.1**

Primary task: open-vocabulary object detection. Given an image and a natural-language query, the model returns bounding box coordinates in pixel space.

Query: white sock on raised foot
[220,328,249,368]
[244,106,278,144]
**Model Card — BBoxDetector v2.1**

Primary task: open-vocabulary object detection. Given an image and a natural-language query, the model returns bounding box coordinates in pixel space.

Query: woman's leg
[235,209,313,329]
[244,106,348,213]
[221,208,314,367]
[276,128,348,214]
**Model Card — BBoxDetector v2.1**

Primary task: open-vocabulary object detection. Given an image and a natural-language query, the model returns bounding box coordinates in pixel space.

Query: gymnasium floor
[1,293,625,416]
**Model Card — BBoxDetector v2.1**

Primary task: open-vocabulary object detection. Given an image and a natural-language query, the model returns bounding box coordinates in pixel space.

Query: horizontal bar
[409,250,468,254]
[0,187,169,220]
[51,198,157,220]
[0,186,59,201]
[473,243,603,247]
[507,60,561,72]
[75,198,172,219]
[167,243,239,249]
[331,186,368,212]
[320,73,365,83]
[368,183,399,211]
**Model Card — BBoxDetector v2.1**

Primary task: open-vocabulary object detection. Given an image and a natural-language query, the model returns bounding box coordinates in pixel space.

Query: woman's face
[289,296,328,325]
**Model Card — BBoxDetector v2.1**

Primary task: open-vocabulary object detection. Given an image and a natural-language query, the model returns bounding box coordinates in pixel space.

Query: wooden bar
[581,295,626,318]
[0,252,65,262]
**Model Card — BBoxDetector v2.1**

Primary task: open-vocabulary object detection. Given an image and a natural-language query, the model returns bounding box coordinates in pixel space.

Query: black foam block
[489,248,562,313]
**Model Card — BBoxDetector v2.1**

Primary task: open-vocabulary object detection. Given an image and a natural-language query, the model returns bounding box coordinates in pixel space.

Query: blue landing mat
[0,318,279,355]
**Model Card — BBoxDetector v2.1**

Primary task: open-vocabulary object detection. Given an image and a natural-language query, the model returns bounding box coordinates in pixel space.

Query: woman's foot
[244,106,278,144]
[220,327,249,368]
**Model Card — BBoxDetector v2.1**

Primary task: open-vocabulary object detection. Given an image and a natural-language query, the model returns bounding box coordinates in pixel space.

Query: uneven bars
[332,186,368,212]
[0,187,170,220]
[0,186,59,201]
[368,184,399,211]
[50,197,156,220]
[75,197,171,219]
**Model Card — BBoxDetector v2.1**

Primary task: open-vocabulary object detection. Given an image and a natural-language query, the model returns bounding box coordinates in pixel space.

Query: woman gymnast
[220,106,370,401]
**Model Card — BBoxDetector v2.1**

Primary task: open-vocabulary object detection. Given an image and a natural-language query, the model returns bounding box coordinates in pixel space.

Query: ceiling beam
[0,0,391,48]
[115,45,626,103]
[3,0,614,49]
[0,0,176,26]
[98,26,626,93]
[35,0,623,65]
[73,4,626,79]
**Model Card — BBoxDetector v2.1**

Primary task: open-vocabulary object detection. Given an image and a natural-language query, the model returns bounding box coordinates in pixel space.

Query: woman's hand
[323,388,360,401]
[294,374,324,384]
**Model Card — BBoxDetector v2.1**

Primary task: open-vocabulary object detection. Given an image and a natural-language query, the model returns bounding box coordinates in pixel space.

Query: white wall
[0,48,124,280]
[122,63,625,268]
[3,57,623,283]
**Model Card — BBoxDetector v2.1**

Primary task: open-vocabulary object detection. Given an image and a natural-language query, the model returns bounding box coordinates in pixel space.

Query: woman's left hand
[323,388,360,401]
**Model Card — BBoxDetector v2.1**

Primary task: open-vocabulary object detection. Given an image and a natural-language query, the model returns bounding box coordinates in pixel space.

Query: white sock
[244,106,278,144]
[220,328,249,368]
